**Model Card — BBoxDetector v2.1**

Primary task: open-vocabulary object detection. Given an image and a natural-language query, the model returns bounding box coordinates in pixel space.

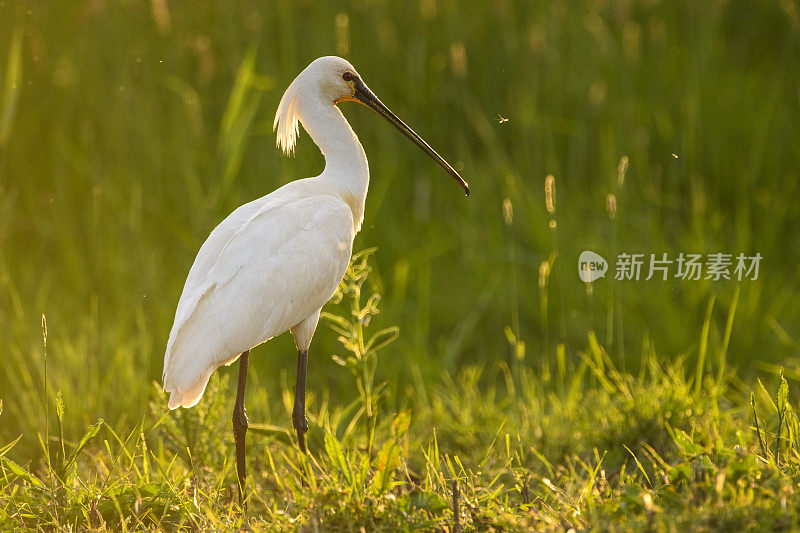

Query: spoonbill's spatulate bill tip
[162,55,468,508]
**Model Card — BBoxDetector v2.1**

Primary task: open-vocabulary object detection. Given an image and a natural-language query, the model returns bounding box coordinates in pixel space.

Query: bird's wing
[162,193,353,408]
[172,196,265,322]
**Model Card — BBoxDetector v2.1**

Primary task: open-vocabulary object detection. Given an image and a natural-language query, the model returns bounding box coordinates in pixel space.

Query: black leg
[232,350,250,507]
[292,349,309,453]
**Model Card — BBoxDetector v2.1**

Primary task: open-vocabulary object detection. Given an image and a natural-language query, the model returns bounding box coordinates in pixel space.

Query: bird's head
[315,56,362,104]
[274,56,356,156]
[274,56,469,196]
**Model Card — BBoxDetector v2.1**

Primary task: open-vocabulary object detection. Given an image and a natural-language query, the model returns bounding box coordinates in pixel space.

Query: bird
[161,56,469,506]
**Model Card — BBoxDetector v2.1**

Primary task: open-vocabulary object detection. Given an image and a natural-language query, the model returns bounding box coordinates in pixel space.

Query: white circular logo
[578,251,608,282]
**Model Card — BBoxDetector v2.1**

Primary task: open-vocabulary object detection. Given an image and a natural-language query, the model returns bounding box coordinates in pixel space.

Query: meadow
[1,0,800,530]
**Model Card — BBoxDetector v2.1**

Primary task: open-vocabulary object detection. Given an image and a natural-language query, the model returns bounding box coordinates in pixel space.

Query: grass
[1,0,800,530]
[3,266,800,530]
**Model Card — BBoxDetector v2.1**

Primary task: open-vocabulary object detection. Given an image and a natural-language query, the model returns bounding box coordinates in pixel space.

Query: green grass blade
[694,295,716,396]
[717,286,740,383]
[63,419,104,474]
[0,23,22,146]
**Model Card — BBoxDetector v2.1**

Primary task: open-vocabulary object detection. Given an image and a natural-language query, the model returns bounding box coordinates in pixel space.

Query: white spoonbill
[161,56,469,503]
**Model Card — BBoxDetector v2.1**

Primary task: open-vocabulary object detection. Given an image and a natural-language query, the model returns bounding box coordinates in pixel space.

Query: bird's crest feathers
[273,76,302,155]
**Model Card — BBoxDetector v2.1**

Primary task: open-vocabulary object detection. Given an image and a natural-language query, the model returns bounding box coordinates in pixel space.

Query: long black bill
[353,77,470,196]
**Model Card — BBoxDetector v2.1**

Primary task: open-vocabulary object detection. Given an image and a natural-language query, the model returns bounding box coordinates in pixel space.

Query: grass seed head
[606,193,617,219]
[617,156,629,187]
[502,198,513,226]
[545,174,556,214]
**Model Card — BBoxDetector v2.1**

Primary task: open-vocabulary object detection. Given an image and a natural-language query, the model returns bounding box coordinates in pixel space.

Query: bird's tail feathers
[162,343,244,410]
[164,369,213,409]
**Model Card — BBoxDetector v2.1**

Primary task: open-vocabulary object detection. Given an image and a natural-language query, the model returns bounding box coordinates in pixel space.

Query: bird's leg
[232,349,250,507]
[292,349,309,453]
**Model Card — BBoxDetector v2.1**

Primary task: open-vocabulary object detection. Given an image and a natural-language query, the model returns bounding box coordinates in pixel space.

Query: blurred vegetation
[1,0,800,529]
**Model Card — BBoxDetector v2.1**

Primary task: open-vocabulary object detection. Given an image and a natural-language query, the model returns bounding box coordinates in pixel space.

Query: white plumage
[162,182,354,408]
[163,57,367,409]
[161,55,468,504]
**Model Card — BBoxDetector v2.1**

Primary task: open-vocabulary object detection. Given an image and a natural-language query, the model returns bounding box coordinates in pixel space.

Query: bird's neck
[300,100,369,233]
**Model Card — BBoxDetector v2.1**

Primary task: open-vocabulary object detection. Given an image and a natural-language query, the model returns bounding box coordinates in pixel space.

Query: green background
[1,0,799,460]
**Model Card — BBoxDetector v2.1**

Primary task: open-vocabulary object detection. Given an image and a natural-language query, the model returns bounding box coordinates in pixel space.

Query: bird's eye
[342,72,353,82]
